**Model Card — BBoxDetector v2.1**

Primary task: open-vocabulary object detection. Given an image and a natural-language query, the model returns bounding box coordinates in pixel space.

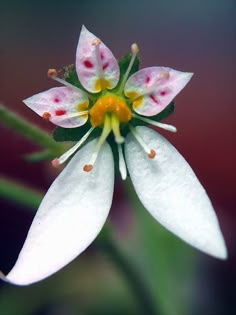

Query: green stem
[98,227,158,315]
[0,177,42,209]
[0,105,63,155]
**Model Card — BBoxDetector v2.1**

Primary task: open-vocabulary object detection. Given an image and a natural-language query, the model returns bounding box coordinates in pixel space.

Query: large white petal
[125,126,227,259]
[1,140,114,285]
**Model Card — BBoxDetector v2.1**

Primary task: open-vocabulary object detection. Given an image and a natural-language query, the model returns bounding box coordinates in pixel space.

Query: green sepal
[53,124,101,142]
[58,64,97,99]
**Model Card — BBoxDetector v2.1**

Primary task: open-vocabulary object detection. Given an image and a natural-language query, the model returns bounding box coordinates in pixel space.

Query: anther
[42,112,51,120]
[129,125,155,159]
[148,149,156,159]
[131,43,139,54]
[92,38,101,46]
[47,68,58,78]
[83,164,93,172]
[51,158,60,168]
[159,71,169,80]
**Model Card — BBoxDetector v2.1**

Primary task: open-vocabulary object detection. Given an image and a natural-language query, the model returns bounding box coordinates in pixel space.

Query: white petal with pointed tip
[125,126,227,259]
[23,86,89,128]
[1,140,114,285]
[76,26,120,93]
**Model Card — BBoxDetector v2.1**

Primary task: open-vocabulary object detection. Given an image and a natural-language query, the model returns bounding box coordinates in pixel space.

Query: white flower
[0,26,227,286]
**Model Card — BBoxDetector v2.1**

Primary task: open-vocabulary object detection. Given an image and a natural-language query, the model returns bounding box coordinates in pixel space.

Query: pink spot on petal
[55,109,66,116]
[84,60,94,68]
[159,90,169,96]
[102,62,109,70]
[150,94,159,105]
[54,97,60,103]
[145,76,150,84]
[100,52,104,60]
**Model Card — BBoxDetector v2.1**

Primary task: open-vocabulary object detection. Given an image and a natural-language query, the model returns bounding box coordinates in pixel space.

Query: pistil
[111,113,124,144]
[117,143,127,180]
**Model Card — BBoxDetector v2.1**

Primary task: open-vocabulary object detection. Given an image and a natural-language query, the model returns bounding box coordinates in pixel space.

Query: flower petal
[23,86,89,128]
[76,25,120,93]
[124,67,193,116]
[1,139,114,285]
[125,126,227,259]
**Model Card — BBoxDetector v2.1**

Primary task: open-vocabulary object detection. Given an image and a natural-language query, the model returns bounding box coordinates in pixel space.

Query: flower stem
[0,104,63,155]
[98,226,158,315]
[0,177,42,209]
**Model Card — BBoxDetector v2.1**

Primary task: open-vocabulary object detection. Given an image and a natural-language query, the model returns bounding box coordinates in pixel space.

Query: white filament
[132,113,177,132]
[57,127,94,165]
[128,125,151,155]
[118,43,139,93]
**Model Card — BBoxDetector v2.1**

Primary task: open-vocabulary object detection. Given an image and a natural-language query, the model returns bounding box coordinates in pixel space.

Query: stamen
[148,150,156,159]
[42,112,51,121]
[132,113,177,132]
[129,124,156,159]
[92,38,101,46]
[129,71,171,103]
[54,111,89,121]
[118,43,139,94]
[52,126,94,167]
[83,115,111,172]
[111,113,124,144]
[47,68,91,99]
[118,143,127,180]
[83,164,93,172]
[47,69,58,77]
[92,38,106,90]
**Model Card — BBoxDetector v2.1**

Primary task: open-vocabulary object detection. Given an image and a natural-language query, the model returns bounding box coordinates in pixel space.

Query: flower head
[0,26,227,285]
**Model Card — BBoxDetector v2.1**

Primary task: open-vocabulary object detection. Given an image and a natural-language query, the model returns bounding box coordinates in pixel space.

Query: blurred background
[0,0,235,314]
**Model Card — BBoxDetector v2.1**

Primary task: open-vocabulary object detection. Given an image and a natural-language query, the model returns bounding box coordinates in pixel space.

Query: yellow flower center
[89,94,132,127]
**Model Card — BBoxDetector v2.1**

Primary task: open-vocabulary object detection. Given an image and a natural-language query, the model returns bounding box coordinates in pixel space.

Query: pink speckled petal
[124,67,193,116]
[23,87,89,128]
[76,26,120,93]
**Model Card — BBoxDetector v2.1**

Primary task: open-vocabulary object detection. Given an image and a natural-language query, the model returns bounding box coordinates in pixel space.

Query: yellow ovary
[90,94,132,127]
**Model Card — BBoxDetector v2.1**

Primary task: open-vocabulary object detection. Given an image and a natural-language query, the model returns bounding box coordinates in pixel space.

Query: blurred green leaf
[24,150,54,162]
[0,177,42,209]
[0,104,63,155]
[124,178,196,315]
